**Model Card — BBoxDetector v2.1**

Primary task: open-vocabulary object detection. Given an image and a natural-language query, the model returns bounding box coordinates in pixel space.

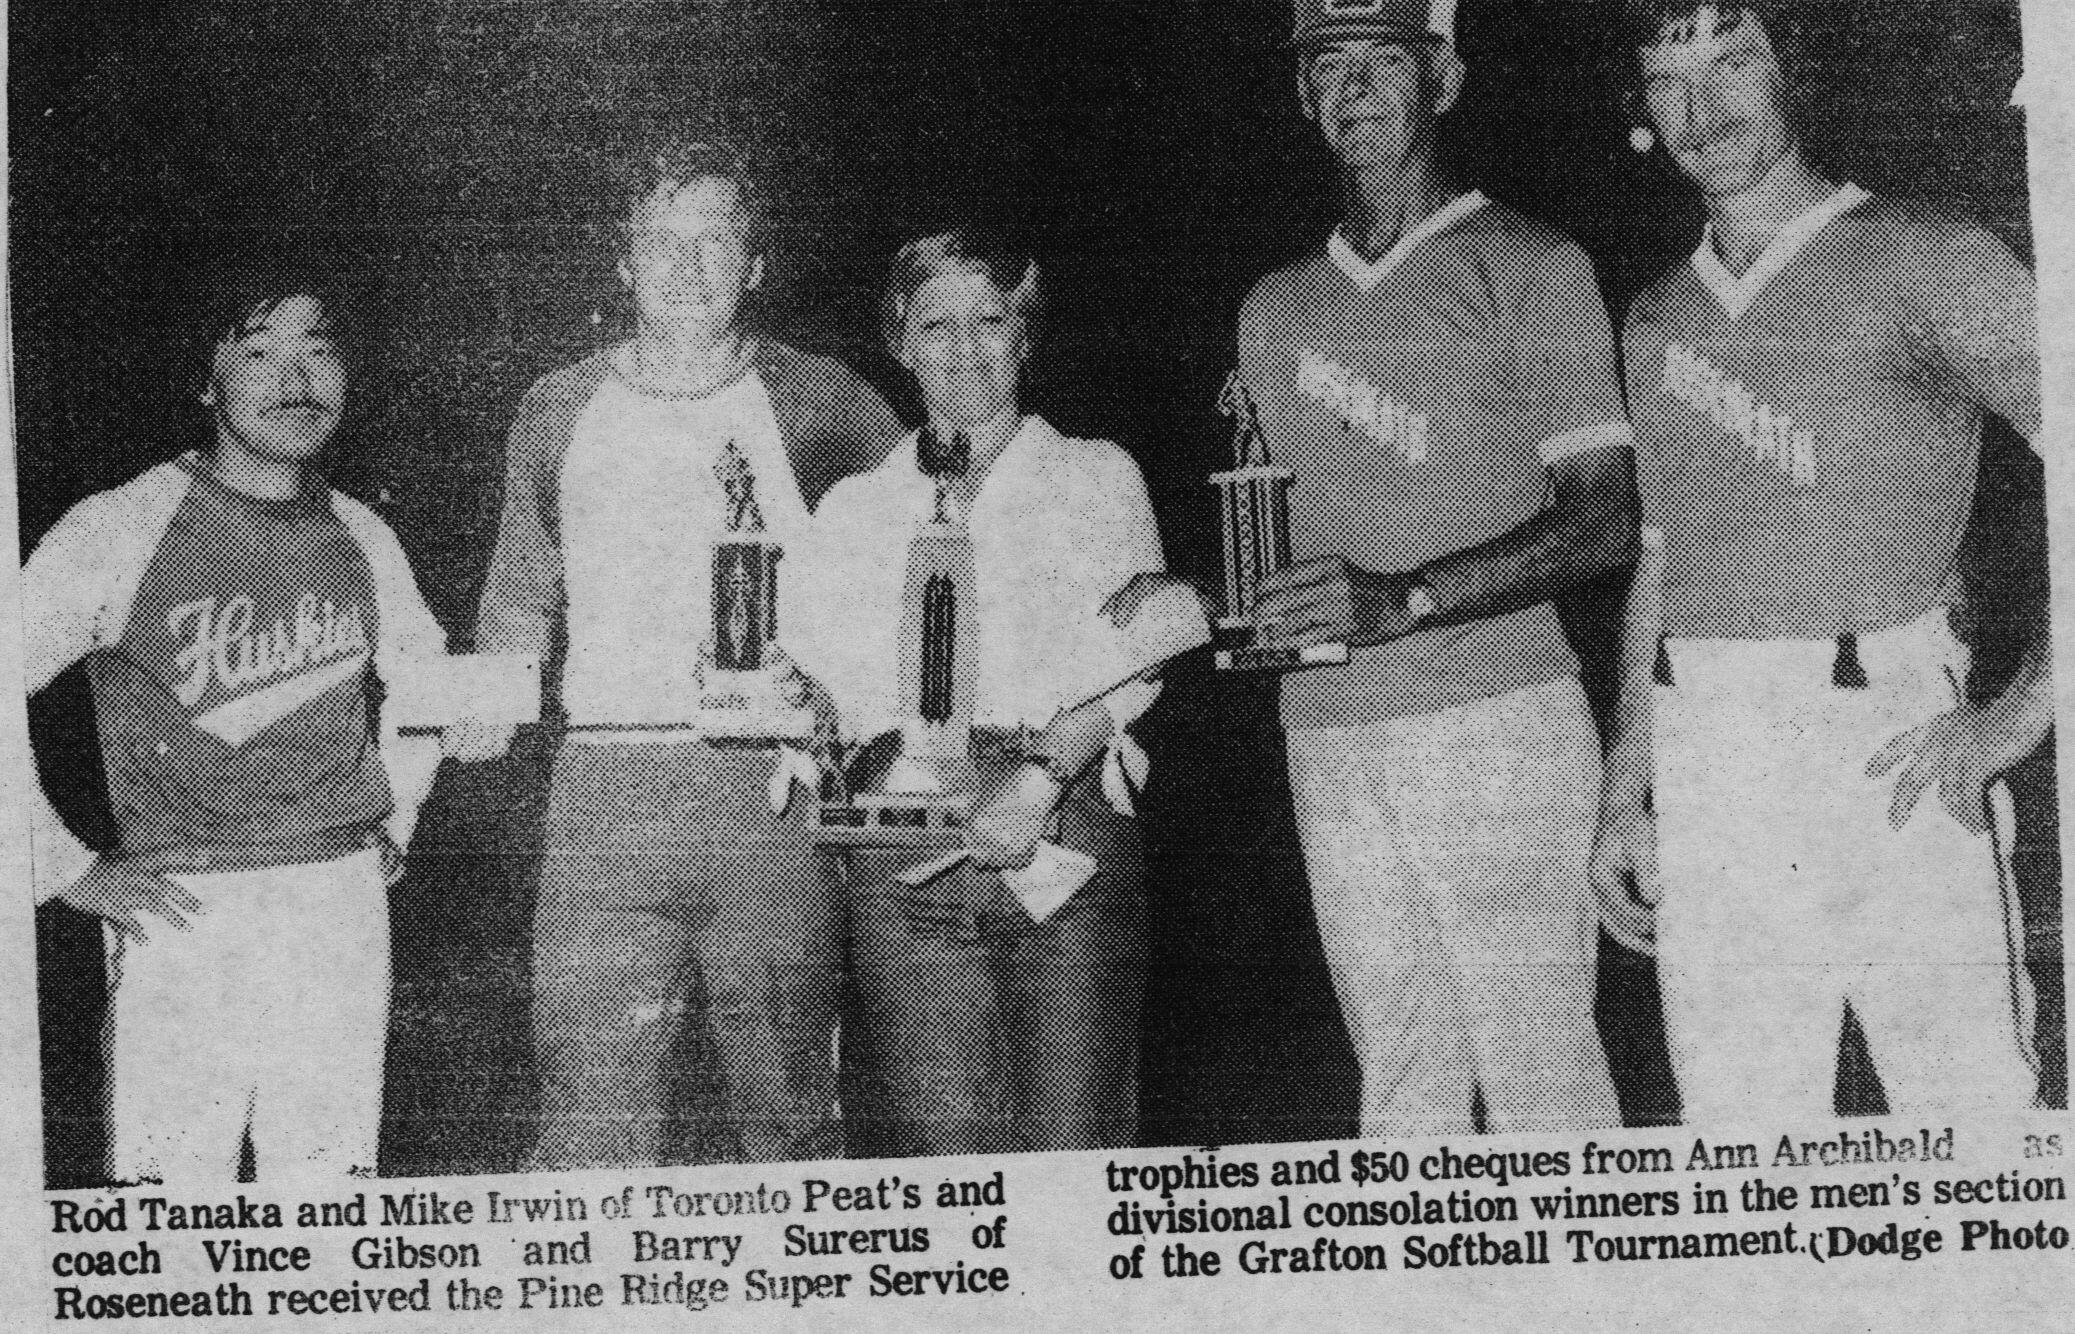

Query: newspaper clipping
[5,0,2071,1328]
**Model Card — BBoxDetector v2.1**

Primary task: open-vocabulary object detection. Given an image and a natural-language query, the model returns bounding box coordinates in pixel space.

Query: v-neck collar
[1327,190,1490,294]
[1691,183,1870,321]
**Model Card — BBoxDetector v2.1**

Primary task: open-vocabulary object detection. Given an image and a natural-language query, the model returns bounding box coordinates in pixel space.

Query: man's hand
[968,763,1064,870]
[1588,791,1659,955]
[1253,557,1418,648]
[57,857,206,944]
[1867,699,2050,833]
[444,715,519,763]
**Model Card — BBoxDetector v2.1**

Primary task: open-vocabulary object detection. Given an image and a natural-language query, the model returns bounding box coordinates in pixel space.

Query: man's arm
[1254,442,1638,647]
[1866,212,2052,830]
[1417,442,1639,628]
[450,381,567,761]
[333,495,450,856]
[1589,528,1665,953]
[20,486,204,934]
[1256,235,1638,646]
[471,384,564,660]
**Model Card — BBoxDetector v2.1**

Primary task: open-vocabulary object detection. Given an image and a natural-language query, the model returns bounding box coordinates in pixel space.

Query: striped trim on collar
[1327,189,1490,293]
[1691,183,1871,321]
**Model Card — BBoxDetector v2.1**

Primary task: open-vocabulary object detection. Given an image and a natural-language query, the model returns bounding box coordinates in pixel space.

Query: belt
[1657,633,1868,690]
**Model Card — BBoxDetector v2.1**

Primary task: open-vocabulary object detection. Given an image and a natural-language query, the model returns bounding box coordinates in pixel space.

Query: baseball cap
[1289,0,1458,49]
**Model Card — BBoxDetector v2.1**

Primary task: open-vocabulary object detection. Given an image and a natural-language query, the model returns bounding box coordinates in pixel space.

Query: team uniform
[1624,183,2042,1121]
[23,454,446,1182]
[475,337,899,1168]
[790,416,1167,1155]
[1235,191,1629,1134]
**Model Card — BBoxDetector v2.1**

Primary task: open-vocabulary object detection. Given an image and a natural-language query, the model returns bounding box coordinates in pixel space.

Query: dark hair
[182,254,357,401]
[879,226,1045,360]
[1618,1,1825,133]
[606,134,772,260]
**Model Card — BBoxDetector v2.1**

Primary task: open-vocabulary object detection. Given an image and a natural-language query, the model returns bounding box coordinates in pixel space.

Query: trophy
[815,431,981,847]
[1211,373,1349,673]
[696,438,816,741]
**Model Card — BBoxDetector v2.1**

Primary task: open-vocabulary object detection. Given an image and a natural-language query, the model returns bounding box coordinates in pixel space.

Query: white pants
[1655,611,2037,1125]
[104,848,389,1183]
[1287,677,1620,1136]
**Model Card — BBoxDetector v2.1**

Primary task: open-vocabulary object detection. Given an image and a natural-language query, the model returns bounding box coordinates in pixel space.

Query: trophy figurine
[1210,373,1350,673]
[815,429,981,847]
[696,438,816,741]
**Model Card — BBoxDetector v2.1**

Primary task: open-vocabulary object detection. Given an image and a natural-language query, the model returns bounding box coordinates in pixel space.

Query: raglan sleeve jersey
[19,475,170,900]
[1233,196,1631,729]
[21,457,448,901]
[330,492,450,851]
[1623,190,2040,640]
[474,356,612,661]
[471,344,900,719]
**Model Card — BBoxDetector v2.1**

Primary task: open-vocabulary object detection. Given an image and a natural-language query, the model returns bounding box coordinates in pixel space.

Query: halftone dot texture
[1652,621,2039,1121]
[1624,187,2042,640]
[19,447,451,1181]
[530,743,842,1169]
[1288,678,1620,1134]
[107,851,389,1183]
[845,783,1145,1158]
[1233,193,1630,731]
[791,418,1168,1157]
[472,339,902,1168]
[1232,195,1631,1131]
[1629,187,2045,1122]
[68,458,396,864]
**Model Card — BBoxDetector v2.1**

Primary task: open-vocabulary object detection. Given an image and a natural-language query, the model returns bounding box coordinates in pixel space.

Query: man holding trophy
[1231,0,1638,1134]
[455,136,902,1167]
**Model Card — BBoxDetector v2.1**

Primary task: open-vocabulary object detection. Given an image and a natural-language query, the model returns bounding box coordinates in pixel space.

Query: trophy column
[1211,375,1350,673]
[814,471,980,848]
[698,438,815,741]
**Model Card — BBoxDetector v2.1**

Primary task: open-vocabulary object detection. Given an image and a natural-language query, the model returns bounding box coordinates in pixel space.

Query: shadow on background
[22,0,2055,1183]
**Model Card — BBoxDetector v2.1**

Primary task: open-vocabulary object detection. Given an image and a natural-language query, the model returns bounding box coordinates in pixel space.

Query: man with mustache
[1595,1,2047,1120]
[20,259,447,1182]
[1234,0,1636,1134]
[454,135,901,1167]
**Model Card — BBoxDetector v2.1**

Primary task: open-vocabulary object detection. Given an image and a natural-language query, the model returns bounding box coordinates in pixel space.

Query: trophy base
[1215,640,1350,673]
[814,794,974,849]
[694,669,815,742]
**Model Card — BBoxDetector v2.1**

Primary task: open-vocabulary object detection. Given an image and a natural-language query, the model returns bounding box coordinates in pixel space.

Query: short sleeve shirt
[1234,192,1632,729]
[1624,185,2041,640]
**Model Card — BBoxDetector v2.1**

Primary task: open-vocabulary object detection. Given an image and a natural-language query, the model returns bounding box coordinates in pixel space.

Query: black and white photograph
[6,0,2070,1328]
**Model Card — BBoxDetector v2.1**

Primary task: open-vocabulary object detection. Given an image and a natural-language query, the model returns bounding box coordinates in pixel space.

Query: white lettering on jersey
[1662,342,1817,486]
[1296,349,1429,464]
[168,592,369,709]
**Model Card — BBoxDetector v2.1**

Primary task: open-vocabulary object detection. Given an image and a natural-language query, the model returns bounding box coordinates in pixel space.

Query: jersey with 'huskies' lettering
[1235,191,1633,728]
[1624,185,2040,640]
[21,454,446,896]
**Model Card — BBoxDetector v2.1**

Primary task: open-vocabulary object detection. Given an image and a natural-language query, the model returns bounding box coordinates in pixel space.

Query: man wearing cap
[1238,0,1635,1134]
[1593,1,2046,1122]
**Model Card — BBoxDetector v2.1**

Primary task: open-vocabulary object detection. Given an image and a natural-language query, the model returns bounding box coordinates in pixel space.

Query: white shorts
[104,847,389,1183]
[1654,610,2037,1124]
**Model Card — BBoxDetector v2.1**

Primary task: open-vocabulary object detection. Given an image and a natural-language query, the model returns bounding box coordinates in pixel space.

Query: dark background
[16,0,2056,1185]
